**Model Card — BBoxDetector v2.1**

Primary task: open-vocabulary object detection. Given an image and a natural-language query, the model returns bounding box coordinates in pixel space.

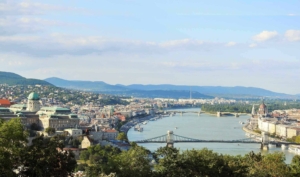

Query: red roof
[105,129,117,133]
[0,99,11,107]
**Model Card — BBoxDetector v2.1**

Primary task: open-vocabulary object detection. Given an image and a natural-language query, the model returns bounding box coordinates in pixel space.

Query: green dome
[28,92,40,100]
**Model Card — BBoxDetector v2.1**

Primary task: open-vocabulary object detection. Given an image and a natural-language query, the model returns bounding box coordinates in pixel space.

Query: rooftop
[28,92,40,100]
[40,107,70,111]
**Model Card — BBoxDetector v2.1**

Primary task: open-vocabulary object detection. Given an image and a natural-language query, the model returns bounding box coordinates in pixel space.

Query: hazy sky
[0,0,300,94]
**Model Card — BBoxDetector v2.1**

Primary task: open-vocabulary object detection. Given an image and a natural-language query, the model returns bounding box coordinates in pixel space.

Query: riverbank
[119,114,170,135]
[242,123,288,144]
[242,123,261,137]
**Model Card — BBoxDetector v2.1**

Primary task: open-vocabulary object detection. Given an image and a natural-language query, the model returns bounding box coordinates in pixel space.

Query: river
[127,108,296,163]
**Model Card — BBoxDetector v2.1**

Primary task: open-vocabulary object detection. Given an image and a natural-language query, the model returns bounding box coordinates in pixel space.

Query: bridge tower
[166,130,174,148]
[217,111,221,117]
[261,131,269,150]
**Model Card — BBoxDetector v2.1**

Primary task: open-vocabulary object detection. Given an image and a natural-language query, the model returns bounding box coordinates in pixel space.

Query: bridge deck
[133,140,295,145]
[132,133,296,145]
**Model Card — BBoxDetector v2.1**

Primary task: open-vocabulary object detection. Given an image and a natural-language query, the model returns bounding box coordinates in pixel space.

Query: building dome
[259,103,267,109]
[28,92,40,100]
[258,100,268,116]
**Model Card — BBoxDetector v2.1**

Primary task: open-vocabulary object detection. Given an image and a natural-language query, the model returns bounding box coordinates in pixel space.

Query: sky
[0,0,300,94]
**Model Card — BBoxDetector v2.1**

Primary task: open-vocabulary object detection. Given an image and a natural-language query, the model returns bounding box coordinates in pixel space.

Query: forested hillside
[0,71,52,86]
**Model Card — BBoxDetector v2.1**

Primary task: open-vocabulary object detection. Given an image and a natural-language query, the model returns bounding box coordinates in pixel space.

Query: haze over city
[0,0,299,94]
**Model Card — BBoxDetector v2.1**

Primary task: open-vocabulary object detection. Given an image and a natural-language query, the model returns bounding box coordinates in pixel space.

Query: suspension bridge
[132,131,296,150]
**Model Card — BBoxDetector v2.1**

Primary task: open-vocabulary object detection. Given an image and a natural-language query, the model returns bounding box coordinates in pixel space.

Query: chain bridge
[132,131,296,149]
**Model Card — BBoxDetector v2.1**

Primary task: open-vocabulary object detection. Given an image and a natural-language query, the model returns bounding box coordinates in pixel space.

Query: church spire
[251,104,255,115]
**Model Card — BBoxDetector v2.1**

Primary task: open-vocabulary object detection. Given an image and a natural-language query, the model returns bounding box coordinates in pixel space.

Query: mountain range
[44,77,212,99]
[0,71,52,86]
[0,71,296,99]
[44,77,296,98]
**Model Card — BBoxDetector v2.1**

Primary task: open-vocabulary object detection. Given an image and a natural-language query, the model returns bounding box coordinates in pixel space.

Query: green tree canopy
[0,118,28,176]
[0,118,77,177]
[116,132,128,142]
[45,127,56,135]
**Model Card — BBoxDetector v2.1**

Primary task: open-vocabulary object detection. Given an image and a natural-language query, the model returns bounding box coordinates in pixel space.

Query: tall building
[251,104,256,115]
[26,92,41,112]
[258,100,268,116]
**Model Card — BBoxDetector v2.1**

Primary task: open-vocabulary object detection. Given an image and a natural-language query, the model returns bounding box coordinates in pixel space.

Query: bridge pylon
[166,130,174,148]
[261,131,269,150]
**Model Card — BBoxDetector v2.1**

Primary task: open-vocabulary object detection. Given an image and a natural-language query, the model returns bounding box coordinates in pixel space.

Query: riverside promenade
[120,114,167,134]
[243,123,261,137]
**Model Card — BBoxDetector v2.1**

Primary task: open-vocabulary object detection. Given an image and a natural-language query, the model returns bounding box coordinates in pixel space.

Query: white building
[64,128,82,137]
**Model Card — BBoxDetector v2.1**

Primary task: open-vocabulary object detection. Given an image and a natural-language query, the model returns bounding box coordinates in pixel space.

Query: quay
[119,114,169,134]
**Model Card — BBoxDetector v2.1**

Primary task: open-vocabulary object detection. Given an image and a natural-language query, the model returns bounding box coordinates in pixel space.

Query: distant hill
[45,77,212,98]
[0,71,52,86]
[44,77,293,98]
[45,77,128,91]
[124,84,290,97]
[102,90,213,99]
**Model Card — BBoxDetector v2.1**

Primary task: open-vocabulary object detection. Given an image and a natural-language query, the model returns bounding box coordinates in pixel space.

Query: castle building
[37,107,79,130]
[6,92,80,130]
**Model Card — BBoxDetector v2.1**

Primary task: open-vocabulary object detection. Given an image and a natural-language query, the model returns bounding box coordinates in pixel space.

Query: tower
[109,106,114,118]
[166,130,174,148]
[251,104,255,115]
[258,99,268,116]
[26,92,40,112]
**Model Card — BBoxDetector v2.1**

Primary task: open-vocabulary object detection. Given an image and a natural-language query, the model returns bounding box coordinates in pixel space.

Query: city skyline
[0,0,300,94]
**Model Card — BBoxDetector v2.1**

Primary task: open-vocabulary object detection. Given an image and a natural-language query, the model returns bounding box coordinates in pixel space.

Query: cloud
[285,30,300,41]
[0,16,79,35]
[253,31,278,42]
[159,39,204,49]
[0,0,86,16]
[0,34,224,57]
[225,41,236,47]
[249,43,257,48]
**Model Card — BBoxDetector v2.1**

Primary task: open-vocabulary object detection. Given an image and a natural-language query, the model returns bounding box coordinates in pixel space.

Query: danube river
[127,108,296,163]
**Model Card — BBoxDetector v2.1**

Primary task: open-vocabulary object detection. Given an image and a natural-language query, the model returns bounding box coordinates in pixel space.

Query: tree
[116,132,127,142]
[154,147,236,177]
[45,127,56,135]
[19,135,77,177]
[30,123,40,131]
[80,150,90,163]
[0,118,28,176]
[295,136,300,143]
[290,155,300,176]
[246,152,289,177]
[108,145,152,177]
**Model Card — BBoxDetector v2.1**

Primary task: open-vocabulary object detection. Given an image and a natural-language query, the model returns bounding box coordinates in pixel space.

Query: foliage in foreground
[3,118,300,177]
[81,144,300,177]
[0,118,76,177]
